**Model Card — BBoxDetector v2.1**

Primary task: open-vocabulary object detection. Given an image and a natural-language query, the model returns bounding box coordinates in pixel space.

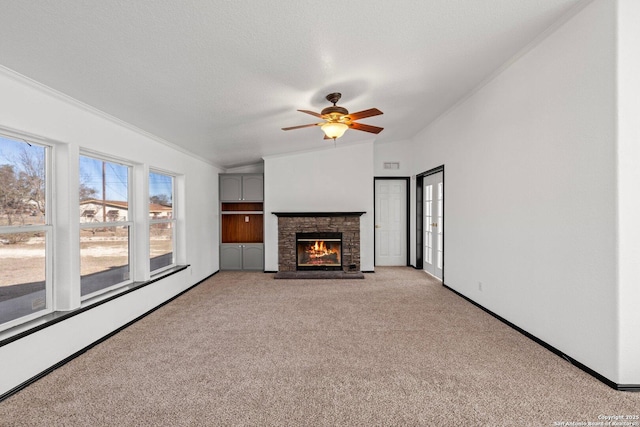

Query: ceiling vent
[383,162,400,170]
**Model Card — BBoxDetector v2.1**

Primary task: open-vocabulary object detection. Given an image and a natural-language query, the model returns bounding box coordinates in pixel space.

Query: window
[0,135,51,329]
[79,155,132,298]
[149,171,175,273]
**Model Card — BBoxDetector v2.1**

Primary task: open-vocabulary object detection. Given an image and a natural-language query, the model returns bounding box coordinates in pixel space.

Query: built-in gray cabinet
[220,244,243,270]
[220,174,263,201]
[219,173,264,271]
[242,244,264,270]
[220,175,242,201]
[242,175,263,201]
[220,244,264,270]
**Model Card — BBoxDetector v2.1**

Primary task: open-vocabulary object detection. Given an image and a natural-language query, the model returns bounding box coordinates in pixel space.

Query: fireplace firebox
[296,232,342,271]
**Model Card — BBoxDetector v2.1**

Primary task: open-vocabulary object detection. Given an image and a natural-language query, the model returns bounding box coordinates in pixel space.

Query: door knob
[375,225,382,228]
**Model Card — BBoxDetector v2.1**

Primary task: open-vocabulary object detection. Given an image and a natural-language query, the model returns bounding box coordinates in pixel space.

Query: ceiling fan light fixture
[321,122,348,139]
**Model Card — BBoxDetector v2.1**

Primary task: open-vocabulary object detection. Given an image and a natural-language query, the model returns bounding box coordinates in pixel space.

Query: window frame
[0,134,53,332]
[79,152,134,300]
[149,169,177,275]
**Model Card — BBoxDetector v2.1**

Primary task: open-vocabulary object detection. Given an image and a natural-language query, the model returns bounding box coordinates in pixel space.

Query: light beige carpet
[1,267,638,426]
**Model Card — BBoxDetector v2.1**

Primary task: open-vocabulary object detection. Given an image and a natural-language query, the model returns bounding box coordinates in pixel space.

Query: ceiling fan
[282,93,383,140]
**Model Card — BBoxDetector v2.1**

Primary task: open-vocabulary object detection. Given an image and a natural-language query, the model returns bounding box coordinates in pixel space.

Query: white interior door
[375,179,407,266]
[424,172,443,279]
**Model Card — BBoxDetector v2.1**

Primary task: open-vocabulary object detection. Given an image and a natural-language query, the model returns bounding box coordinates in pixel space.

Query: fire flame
[299,239,340,266]
[309,240,336,257]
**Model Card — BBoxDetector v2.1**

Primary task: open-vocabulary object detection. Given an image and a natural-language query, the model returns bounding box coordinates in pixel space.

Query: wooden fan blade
[282,123,321,131]
[346,108,383,121]
[349,122,384,134]
[298,109,323,118]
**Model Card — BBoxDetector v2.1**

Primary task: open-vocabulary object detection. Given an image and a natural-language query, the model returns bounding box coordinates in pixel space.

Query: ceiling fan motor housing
[321,105,349,118]
[322,92,349,119]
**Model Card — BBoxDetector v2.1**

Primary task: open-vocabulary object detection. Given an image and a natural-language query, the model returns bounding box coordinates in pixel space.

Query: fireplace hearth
[296,232,342,271]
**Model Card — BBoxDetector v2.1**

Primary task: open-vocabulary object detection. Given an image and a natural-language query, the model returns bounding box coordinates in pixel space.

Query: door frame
[415,165,445,281]
[373,177,411,266]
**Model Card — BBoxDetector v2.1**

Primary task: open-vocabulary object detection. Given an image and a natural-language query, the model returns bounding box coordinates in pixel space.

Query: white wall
[616,0,640,384]
[263,142,375,272]
[410,0,623,382]
[225,162,264,174]
[373,139,414,177]
[0,67,222,395]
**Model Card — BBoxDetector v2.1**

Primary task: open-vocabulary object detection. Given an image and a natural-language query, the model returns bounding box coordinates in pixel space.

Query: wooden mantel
[271,212,366,217]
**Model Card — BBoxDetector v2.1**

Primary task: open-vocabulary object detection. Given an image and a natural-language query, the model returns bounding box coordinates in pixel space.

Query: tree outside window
[0,136,50,328]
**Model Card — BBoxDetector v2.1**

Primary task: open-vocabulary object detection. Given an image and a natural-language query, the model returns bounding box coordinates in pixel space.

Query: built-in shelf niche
[221,202,263,213]
[221,202,264,243]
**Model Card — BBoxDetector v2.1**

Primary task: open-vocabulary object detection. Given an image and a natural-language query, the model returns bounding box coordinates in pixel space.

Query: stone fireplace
[272,212,364,277]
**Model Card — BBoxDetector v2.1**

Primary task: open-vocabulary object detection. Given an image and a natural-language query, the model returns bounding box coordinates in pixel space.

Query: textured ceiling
[0,0,587,168]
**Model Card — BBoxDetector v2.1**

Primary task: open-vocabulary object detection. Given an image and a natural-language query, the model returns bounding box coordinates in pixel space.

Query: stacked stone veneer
[277,215,361,272]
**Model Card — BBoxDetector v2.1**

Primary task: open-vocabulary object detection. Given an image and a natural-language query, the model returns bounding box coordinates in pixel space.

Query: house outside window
[79,154,132,298]
[149,171,175,273]
[0,135,52,330]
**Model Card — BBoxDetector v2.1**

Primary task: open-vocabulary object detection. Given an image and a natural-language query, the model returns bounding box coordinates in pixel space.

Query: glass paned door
[424,172,443,279]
